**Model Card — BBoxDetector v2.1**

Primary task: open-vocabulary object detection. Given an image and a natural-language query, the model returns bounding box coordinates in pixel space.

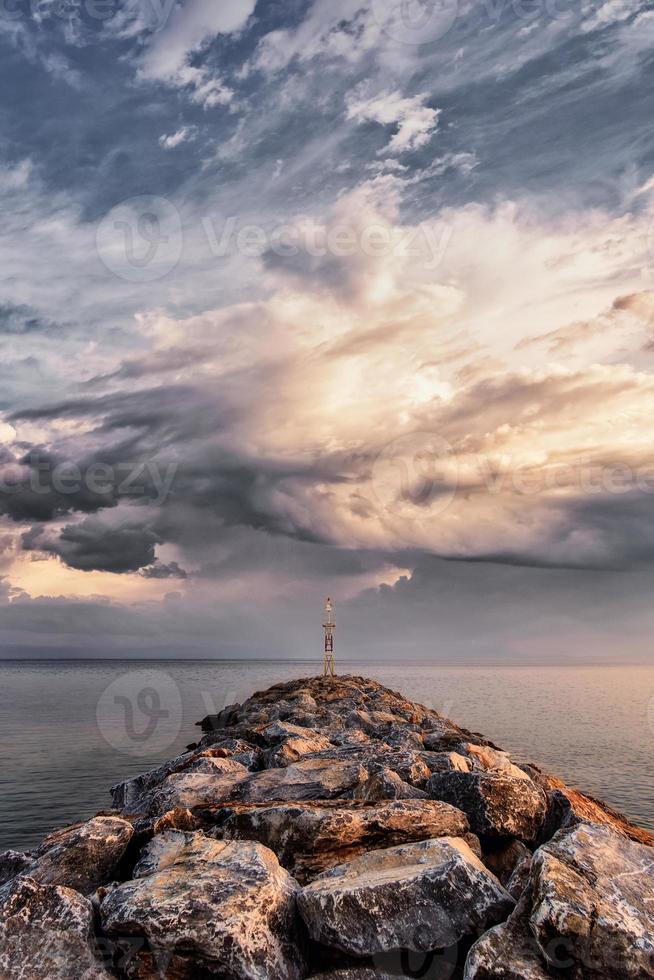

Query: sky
[1,0,654,661]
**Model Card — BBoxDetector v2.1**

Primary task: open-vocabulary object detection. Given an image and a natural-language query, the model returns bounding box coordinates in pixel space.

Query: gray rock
[0,850,32,887]
[464,896,551,979]
[101,830,304,980]
[0,876,111,979]
[298,837,514,957]
[530,823,654,979]
[218,798,471,882]
[428,772,548,842]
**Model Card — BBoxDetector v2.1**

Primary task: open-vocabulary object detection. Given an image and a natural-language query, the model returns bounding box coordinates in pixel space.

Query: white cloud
[139,0,256,80]
[346,88,440,154]
[158,126,197,149]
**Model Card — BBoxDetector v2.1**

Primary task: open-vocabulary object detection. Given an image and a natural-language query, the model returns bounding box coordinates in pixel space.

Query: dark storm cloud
[0,303,59,335]
[140,560,188,579]
[26,516,161,572]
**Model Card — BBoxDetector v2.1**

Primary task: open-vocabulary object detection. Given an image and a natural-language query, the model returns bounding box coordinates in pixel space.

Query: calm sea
[1,660,653,852]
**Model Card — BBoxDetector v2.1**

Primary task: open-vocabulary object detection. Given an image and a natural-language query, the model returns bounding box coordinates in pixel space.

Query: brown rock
[216,798,471,882]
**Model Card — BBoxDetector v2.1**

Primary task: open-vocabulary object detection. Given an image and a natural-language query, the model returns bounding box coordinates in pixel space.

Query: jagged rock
[464,896,551,980]
[0,850,32,887]
[260,721,333,767]
[238,757,368,802]
[100,830,304,980]
[308,745,432,789]
[215,799,471,882]
[111,748,248,812]
[0,876,111,979]
[428,772,548,841]
[383,728,426,751]
[144,765,249,815]
[352,768,427,801]
[298,837,514,957]
[529,823,654,978]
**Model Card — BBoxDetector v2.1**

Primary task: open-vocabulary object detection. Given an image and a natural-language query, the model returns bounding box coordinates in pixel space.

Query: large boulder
[112,749,249,812]
[217,799,472,882]
[297,837,514,957]
[25,815,134,894]
[428,772,548,841]
[529,823,654,979]
[238,757,368,802]
[144,763,249,816]
[0,876,111,979]
[100,830,304,980]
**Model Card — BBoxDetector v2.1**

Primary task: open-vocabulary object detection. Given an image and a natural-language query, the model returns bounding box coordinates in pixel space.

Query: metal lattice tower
[322,597,336,677]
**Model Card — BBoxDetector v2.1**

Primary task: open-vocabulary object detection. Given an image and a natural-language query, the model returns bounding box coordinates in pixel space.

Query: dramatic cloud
[0,0,653,658]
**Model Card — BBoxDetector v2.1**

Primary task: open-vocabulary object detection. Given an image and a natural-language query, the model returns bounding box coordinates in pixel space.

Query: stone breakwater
[1,676,653,980]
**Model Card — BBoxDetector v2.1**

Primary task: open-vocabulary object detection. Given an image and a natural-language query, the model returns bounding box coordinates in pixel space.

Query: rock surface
[428,771,548,842]
[4,673,653,980]
[214,798,472,882]
[297,837,514,956]
[529,823,654,978]
[100,830,304,980]
[464,897,552,980]
[0,876,111,979]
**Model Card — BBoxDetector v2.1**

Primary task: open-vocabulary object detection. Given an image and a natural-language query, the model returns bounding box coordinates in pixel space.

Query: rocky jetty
[1,674,653,979]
